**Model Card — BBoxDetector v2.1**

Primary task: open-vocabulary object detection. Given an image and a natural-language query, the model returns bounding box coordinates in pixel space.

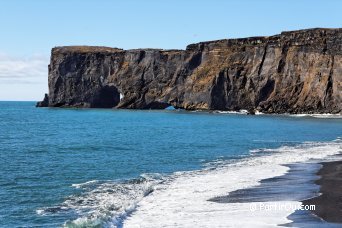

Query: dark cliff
[37,28,342,114]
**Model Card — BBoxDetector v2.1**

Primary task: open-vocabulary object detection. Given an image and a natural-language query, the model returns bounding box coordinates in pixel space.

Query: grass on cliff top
[53,46,124,53]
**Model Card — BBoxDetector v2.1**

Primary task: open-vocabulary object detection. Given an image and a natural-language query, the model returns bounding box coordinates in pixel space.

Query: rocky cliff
[37,28,342,114]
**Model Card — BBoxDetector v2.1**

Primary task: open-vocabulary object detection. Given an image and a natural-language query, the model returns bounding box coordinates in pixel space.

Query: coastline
[35,100,342,118]
[303,160,342,223]
[206,158,342,227]
[37,28,342,114]
[123,141,342,227]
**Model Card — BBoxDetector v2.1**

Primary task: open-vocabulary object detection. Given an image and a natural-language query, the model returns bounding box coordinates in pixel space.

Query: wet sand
[303,161,342,223]
[207,161,342,226]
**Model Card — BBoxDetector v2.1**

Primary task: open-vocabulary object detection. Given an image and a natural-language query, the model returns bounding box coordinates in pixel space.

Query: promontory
[37,28,342,114]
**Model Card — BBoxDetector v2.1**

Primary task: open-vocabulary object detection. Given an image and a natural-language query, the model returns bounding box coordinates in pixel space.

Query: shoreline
[33,103,342,118]
[206,158,342,226]
[123,141,342,227]
[303,160,342,223]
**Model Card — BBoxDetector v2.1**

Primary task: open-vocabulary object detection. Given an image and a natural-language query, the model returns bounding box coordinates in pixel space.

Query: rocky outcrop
[37,28,342,114]
[36,93,49,107]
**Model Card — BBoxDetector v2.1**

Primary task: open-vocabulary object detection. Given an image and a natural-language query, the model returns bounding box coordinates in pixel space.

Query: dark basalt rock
[36,93,49,107]
[37,28,342,114]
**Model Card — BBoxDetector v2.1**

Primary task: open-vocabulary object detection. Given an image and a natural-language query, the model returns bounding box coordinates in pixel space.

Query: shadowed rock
[36,93,49,107]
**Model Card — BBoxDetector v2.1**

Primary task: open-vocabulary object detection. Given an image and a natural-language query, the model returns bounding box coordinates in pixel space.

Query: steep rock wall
[37,28,342,114]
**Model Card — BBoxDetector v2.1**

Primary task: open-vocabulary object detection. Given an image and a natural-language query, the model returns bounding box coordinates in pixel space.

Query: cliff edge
[37,28,342,114]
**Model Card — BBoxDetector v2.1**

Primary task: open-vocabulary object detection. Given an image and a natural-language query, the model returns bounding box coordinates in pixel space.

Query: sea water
[0,101,341,227]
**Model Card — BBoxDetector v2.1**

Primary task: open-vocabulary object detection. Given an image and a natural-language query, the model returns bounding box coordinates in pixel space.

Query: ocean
[0,101,341,227]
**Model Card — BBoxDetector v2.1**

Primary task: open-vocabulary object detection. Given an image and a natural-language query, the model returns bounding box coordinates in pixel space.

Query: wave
[71,180,99,189]
[190,109,259,115]
[37,174,166,227]
[286,113,342,119]
[123,140,341,227]
[213,109,251,115]
[199,110,341,118]
[37,139,341,227]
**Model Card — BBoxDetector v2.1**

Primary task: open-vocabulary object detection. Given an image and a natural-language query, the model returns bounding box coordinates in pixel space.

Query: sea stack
[37,28,342,114]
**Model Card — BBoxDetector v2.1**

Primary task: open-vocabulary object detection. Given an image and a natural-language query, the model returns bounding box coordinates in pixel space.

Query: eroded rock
[37,28,342,114]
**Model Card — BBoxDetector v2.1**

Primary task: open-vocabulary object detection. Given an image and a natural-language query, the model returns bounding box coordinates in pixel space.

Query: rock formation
[37,28,342,114]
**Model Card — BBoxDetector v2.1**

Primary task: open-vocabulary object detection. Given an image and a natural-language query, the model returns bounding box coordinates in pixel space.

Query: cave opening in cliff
[91,85,121,108]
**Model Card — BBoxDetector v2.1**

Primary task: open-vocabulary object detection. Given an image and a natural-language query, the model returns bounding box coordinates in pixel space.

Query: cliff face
[37,28,342,114]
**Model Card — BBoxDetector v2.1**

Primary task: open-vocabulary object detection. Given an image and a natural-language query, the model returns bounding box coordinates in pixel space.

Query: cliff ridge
[37,28,342,114]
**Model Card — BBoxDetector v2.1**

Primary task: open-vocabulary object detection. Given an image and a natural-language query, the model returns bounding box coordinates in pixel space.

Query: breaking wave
[37,139,342,227]
[287,113,342,119]
[123,139,341,227]
[37,174,166,227]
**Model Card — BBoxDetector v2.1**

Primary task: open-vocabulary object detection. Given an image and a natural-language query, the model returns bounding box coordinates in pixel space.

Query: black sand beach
[303,161,342,223]
[208,160,342,227]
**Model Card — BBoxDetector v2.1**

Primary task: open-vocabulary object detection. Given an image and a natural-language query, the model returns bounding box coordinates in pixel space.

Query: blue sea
[0,101,341,227]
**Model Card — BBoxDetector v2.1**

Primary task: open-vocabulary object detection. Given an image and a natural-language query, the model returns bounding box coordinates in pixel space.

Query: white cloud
[0,53,48,83]
[0,52,49,101]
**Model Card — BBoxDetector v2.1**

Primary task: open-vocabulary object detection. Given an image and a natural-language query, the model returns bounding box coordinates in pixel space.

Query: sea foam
[287,113,342,119]
[37,140,342,227]
[37,175,165,227]
[123,140,341,227]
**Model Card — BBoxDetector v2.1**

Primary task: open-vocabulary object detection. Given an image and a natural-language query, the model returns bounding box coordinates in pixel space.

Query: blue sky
[0,0,341,101]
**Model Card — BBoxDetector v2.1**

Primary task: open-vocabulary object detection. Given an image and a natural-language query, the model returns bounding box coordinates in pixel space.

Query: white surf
[123,140,342,227]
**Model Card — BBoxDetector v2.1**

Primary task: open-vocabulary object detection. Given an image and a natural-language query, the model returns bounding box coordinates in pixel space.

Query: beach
[303,160,342,223]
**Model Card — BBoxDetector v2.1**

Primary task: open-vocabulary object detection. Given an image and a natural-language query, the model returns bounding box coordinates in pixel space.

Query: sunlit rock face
[38,28,342,114]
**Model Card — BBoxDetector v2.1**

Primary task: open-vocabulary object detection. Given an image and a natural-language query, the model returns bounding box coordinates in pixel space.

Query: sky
[0,0,341,101]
